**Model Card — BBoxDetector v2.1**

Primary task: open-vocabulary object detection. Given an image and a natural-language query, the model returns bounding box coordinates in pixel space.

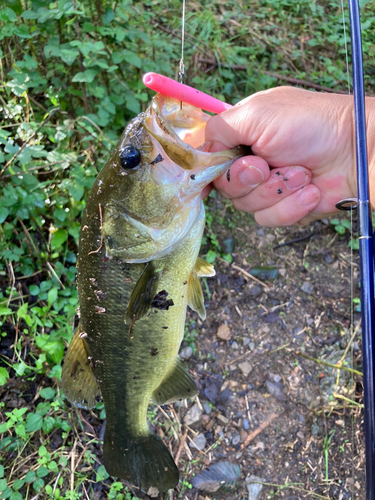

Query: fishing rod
[342,1,375,498]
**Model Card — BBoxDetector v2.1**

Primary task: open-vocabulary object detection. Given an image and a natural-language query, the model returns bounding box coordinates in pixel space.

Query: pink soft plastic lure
[142,72,233,114]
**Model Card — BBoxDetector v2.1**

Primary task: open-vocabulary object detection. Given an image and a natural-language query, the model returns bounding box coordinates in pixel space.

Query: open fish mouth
[144,94,247,172]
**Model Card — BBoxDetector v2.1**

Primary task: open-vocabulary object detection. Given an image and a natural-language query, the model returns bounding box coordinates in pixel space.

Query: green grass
[1,0,375,498]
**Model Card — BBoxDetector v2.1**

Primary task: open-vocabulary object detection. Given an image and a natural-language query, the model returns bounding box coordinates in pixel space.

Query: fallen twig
[273,232,315,249]
[174,429,188,466]
[232,264,268,289]
[241,412,279,448]
[296,351,362,377]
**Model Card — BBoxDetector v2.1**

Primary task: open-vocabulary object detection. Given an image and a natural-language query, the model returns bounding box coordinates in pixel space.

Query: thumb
[205,95,262,151]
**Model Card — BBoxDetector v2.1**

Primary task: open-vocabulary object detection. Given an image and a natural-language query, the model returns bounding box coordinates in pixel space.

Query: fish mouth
[144,94,245,172]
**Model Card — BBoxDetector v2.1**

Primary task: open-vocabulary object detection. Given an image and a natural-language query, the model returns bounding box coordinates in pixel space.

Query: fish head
[99,94,248,262]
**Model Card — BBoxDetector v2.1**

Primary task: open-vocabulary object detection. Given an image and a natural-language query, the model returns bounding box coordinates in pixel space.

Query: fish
[61,94,247,493]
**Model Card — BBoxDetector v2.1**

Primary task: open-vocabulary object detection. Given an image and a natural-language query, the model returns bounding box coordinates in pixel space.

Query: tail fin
[103,431,179,493]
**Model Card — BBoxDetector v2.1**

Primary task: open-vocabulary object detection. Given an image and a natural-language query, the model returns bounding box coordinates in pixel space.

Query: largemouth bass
[61,94,246,493]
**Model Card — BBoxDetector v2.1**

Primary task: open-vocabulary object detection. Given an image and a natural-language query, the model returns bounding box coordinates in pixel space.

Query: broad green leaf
[40,387,56,399]
[96,465,110,482]
[125,97,140,115]
[24,470,36,482]
[47,287,58,306]
[0,367,9,386]
[123,50,142,68]
[0,307,12,317]
[0,207,9,224]
[36,466,49,478]
[42,416,55,434]
[29,284,40,296]
[25,413,43,432]
[0,488,12,500]
[12,478,25,491]
[50,229,68,250]
[0,7,17,22]
[72,69,99,83]
[32,478,44,491]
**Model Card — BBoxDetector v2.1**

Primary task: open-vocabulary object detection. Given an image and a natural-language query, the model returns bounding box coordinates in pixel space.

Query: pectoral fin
[187,269,206,320]
[125,262,163,324]
[61,325,101,410]
[152,358,198,404]
[195,257,215,277]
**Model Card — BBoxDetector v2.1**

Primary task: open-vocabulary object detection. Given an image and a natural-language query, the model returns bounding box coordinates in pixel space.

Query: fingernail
[299,186,319,208]
[239,165,264,187]
[284,168,309,189]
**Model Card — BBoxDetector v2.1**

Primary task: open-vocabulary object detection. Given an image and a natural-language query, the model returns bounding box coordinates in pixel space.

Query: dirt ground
[1,195,365,500]
[158,195,364,500]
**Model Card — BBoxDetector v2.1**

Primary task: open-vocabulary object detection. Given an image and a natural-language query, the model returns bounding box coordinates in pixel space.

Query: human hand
[205,86,362,226]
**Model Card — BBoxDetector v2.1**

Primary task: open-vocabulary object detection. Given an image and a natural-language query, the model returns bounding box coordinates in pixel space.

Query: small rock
[249,342,255,351]
[180,346,193,360]
[238,361,252,377]
[202,401,212,414]
[273,374,282,383]
[297,431,304,439]
[256,228,265,236]
[184,403,202,426]
[190,433,207,451]
[301,281,314,294]
[231,341,239,349]
[231,432,240,446]
[147,487,160,497]
[217,324,231,340]
[246,475,264,500]
[204,383,219,403]
[265,380,287,401]
[229,380,238,390]
[324,253,333,264]
[255,441,265,452]
[243,337,250,346]
[219,387,233,405]
[249,285,262,297]
[243,418,250,430]
[311,421,320,436]
[217,414,229,426]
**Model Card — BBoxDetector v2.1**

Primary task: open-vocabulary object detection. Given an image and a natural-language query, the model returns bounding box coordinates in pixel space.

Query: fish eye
[119,145,141,170]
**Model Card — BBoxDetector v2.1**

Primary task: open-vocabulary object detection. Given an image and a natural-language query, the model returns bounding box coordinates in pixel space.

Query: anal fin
[125,262,163,324]
[152,358,198,405]
[61,325,101,409]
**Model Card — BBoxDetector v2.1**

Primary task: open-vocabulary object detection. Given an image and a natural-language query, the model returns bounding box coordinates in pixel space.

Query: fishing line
[179,0,186,110]
[179,0,186,85]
